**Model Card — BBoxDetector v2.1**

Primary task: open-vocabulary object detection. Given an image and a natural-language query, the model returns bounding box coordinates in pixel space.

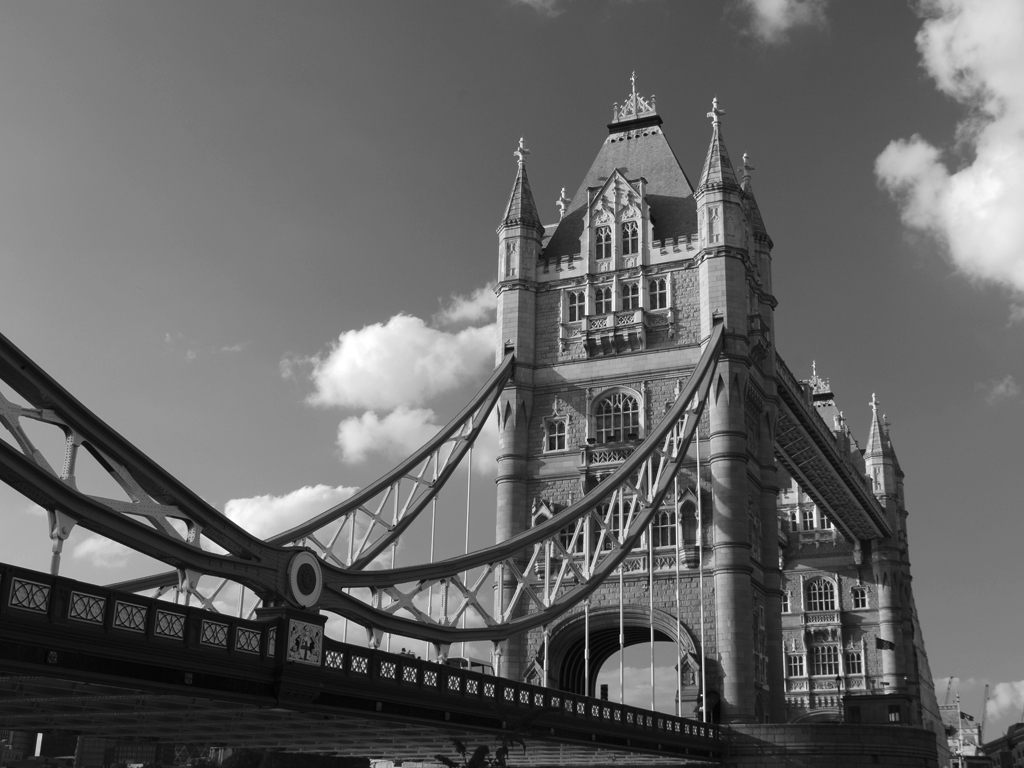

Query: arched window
[622,282,639,310]
[545,418,566,452]
[595,286,612,314]
[651,509,676,548]
[806,578,837,612]
[595,226,612,259]
[567,290,586,322]
[621,220,639,255]
[594,391,641,444]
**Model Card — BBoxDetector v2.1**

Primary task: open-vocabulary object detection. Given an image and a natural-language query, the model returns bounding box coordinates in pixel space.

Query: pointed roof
[542,81,696,260]
[740,152,771,244]
[698,98,740,192]
[865,393,894,463]
[499,138,543,233]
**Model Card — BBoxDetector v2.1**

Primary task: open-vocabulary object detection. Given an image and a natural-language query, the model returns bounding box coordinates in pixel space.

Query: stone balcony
[560,309,675,358]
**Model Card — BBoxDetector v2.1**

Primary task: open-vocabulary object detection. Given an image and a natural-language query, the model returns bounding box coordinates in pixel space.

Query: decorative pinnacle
[742,152,755,179]
[707,97,725,126]
[556,187,571,220]
[870,393,879,413]
[514,137,530,168]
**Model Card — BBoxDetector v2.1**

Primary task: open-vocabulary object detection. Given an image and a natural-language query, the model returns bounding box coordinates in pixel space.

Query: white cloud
[737,0,828,44]
[307,314,495,411]
[976,375,1021,405]
[72,534,132,568]
[988,681,1024,722]
[876,0,1024,295]
[336,406,441,463]
[510,0,566,17]
[435,283,496,327]
[224,484,359,540]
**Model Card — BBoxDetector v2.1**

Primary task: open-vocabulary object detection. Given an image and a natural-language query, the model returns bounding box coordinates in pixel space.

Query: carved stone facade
[492,81,939,763]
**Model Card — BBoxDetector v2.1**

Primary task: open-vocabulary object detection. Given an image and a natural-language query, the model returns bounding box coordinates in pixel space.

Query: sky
[0,0,1022,740]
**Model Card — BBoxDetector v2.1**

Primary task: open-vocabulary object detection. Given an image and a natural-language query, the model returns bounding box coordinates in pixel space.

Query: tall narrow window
[594,391,641,444]
[852,587,867,609]
[811,645,840,676]
[622,282,639,310]
[806,579,837,612]
[545,419,566,452]
[567,290,586,322]
[754,605,768,685]
[707,207,720,243]
[846,650,863,675]
[651,509,676,548]
[649,277,667,309]
[595,226,612,259]
[621,220,639,255]
[595,286,612,314]
[781,590,791,613]
[786,654,805,678]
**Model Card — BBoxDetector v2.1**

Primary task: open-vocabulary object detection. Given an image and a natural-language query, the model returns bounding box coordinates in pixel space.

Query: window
[649,278,667,309]
[846,650,863,675]
[852,587,867,609]
[601,502,623,550]
[801,506,816,531]
[595,286,612,314]
[567,291,586,322]
[811,645,840,677]
[594,391,641,444]
[651,509,676,548]
[622,282,639,310]
[707,207,720,243]
[888,704,902,724]
[621,220,638,255]
[545,419,566,452]
[786,654,804,678]
[559,520,586,555]
[754,605,767,686]
[806,579,837,612]
[596,226,612,259]
[781,590,791,613]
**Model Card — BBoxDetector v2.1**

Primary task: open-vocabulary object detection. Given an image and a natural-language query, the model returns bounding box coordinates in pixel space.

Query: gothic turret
[494,138,543,680]
[864,394,897,501]
[696,99,749,336]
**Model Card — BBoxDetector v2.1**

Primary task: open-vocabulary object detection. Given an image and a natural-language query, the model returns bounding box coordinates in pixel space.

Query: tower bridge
[0,82,943,767]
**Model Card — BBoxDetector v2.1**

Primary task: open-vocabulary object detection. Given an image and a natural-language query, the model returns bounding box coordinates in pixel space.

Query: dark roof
[542,123,697,259]
[499,163,543,232]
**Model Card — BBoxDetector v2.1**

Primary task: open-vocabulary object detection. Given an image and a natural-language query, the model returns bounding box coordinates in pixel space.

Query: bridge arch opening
[544,607,711,718]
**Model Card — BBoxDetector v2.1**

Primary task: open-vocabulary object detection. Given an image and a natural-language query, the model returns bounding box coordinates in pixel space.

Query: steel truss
[0,322,722,645]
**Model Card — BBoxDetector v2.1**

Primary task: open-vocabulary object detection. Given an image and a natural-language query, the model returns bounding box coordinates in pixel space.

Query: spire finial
[556,187,571,219]
[871,393,879,413]
[742,152,755,182]
[707,97,725,126]
[514,137,530,168]
[631,71,636,98]
[812,360,817,378]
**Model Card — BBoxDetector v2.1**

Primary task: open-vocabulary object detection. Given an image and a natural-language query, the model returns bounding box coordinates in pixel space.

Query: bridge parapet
[0,561,722,762]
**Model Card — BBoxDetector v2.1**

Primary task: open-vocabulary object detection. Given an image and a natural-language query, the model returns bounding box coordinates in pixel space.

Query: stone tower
[492,81,783,724]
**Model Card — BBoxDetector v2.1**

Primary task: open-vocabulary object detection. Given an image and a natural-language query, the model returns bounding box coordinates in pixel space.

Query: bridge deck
[0,563,721,765]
